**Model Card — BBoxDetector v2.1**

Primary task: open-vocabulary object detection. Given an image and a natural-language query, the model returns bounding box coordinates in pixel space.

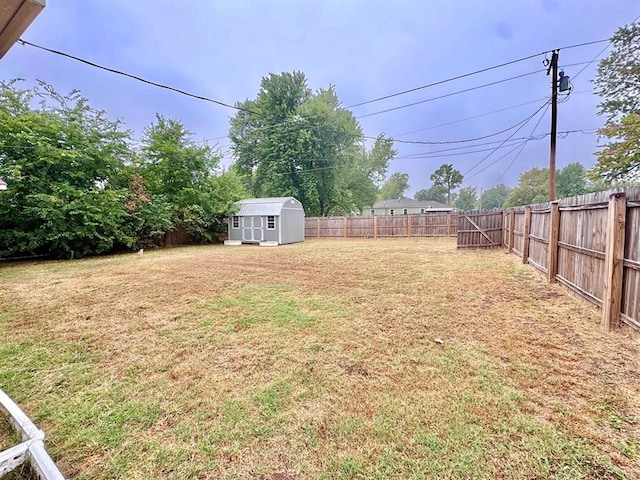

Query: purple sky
[4,0,637,196]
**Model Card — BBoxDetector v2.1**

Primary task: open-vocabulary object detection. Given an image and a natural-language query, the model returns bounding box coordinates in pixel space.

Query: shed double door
[242,216,264,242]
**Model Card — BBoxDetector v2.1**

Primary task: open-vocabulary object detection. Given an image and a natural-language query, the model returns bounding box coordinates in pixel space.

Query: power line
[389,91,592,139]
[346,38,608,109]
[17,39,254,114]
[356,70,541,119]
[469,103,551,184]
[397,141,529,159]
[389,106,548,145]
[462,101,550,176]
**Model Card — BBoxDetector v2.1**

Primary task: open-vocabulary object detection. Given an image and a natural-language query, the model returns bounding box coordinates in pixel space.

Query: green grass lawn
[1,238,639,479]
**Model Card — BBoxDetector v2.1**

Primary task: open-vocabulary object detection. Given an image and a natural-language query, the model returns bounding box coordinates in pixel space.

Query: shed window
[232,216,239,229]
[403,208,408,215]
[267,215,276,230]
[389,209,394,216]
[370,209,375,216]
[420,208,425,213]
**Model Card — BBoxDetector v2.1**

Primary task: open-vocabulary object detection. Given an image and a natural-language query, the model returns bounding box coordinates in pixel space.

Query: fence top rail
[504,186,640,212]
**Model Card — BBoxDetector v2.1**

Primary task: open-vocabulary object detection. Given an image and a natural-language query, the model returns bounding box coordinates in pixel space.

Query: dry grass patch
[0,238,639,479]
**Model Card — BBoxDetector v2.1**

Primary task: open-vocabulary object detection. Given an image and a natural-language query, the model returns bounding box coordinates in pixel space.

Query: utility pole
[547,49,559,201]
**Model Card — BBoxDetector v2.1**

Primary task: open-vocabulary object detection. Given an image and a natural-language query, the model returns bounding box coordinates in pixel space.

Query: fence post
[502,210,506,247]
[602,192,627,331]
[343,217,348,238]
[373,215,378,239]
[522,206,532,264]
[407,214,411,237]
[446,213,451,236]
[547,201,560,283]
[508,210,515,253]
[317,217,320,239]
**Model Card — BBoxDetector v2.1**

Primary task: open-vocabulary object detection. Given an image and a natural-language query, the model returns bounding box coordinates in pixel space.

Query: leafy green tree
[229,71,394,216]
[504,163,590,207]
[335,134,395,214]
[454,186,477,211]
[556,162,588,198]
[430,164,463,205]
[0,81,133,258]
[591,114,640,182]
[414,184,447,203]
[504,168,549,207]
[378,172,409,199]
[479,184,510,210]
[137,115,244,244]
[592,22,640,182]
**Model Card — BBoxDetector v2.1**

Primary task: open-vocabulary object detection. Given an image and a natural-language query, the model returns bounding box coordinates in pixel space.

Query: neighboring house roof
[371,198,453,210]
[233,197,301,216]
[0,179,6,191]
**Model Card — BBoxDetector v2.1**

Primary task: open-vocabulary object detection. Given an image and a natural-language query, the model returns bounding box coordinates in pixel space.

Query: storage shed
[225,197,305,246]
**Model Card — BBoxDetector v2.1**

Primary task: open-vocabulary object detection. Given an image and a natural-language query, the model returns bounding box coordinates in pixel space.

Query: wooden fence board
[529,207,550,273]
[304,213,458,239]
[556,205,608,303]
[622,204,640,329]
[456,211,503,249]
[503,187,640,333]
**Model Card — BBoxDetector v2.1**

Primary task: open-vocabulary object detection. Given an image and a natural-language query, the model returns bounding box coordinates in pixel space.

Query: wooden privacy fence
[503,187,640,333]
[456,210,503,248]
[0,388,65,479]
[305,212,458,239]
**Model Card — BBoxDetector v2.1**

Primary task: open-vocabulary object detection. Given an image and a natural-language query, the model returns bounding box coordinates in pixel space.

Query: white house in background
[0,180,6,191]
[366,198,454,216]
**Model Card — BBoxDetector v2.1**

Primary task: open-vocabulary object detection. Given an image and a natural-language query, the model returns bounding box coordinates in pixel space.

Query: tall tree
[504,163,590,207]
[414,184,447,203]
[229,72,395,216]
[479,184,510,210]
[0,81,133,259]
[430,164,463,205]
[504,168,548,207]
[556,162,588,198]
[138,115,244,243]
[591,22,640,182]
[335,134,396,214]
[378,172,409,199]
[454,186,477,211]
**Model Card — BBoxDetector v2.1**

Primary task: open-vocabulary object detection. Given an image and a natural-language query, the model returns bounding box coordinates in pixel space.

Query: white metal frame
[0,388,65,479]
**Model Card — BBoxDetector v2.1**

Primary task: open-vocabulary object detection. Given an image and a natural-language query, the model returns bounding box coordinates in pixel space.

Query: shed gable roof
[233,197,301,216]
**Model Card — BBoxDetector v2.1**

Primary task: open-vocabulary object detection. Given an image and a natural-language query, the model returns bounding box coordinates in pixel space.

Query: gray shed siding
[227,197,304,245]
[280,205,305,244]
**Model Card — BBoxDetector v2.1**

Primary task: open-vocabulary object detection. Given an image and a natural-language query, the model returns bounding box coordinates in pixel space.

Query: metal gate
[457,211,503,249]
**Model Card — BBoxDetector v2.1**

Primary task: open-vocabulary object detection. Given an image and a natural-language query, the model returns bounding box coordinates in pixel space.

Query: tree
[504,163,590,207]
[335,134,396,214]
[430,164,463,205]
[0,81,133,259]
[378,172,409,199]
[556,162,588,198]
[591,114,640,182]
[479,184,510,210]
[414,184,446,203]
[454,186,477,211]
[137,115,244,244]
[229,71,395,216]
[591,22,640,182]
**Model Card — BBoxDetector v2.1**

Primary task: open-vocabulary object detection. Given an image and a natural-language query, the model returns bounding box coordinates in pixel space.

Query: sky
[3,0,638,196]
